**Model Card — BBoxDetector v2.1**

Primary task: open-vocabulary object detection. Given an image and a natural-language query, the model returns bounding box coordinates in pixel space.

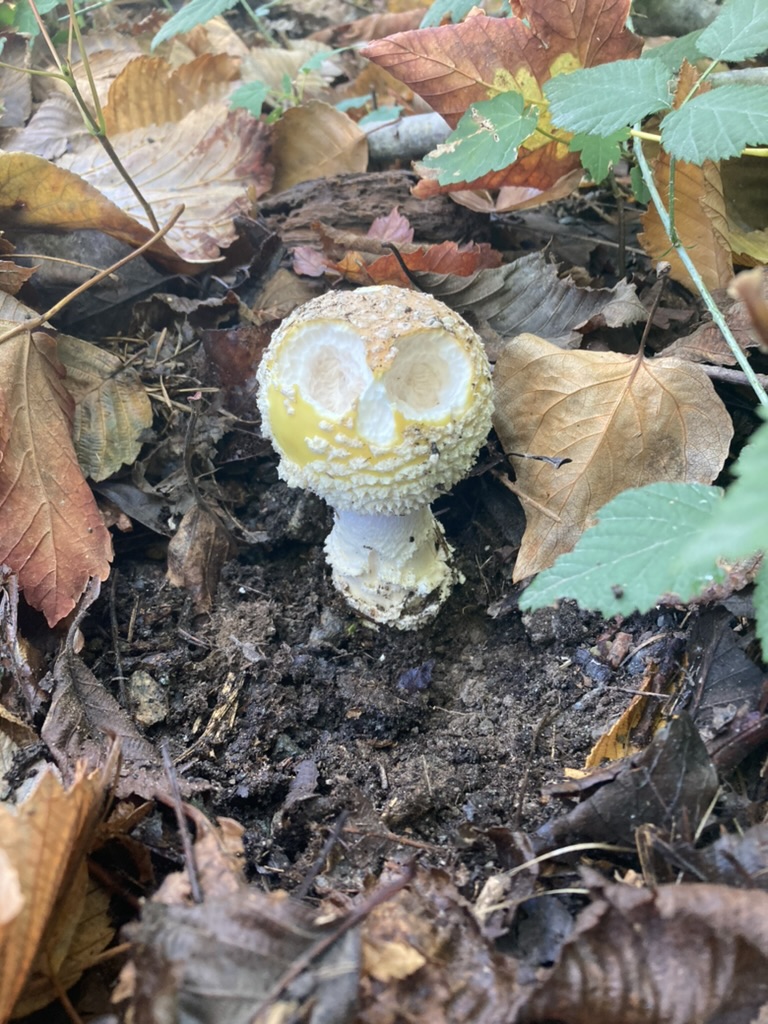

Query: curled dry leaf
[524,872,768,1024]
[271,100,368,193]
[494,333,734,581]
[0,759,115,1021]
[0,328,112,626]
[57,334,153,482]
[166,504,236,613]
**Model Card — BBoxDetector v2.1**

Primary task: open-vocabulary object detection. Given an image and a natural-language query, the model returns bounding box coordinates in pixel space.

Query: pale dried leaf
[271,100,367,193]
[493,333,734,580]
[241,43,333,95]
[57,334,153,481]
[166,504,236,612]
[0,328,113,625]
[3,93,87,161]
[58,104,273,264]
[0,34,32,129]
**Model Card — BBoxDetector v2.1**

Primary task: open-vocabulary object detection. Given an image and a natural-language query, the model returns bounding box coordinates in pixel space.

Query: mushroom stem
[324,506,459,629]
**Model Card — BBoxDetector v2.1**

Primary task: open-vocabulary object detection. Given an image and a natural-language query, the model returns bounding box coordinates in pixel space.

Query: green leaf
[681,415,768,564]
[359,105,402,126]
[545,58,672,136]
[229,81,270,117]
[569,129,629,183]
[151,0,240,50]
[13,0,60,34]
[697,0,768,61]
[420,0,477,28]
[641,30,705,72]
[421,91,538,185]
[630,164,651,204]
[661,84,768,163]
[520,482,725,616]
[754,559,768,655]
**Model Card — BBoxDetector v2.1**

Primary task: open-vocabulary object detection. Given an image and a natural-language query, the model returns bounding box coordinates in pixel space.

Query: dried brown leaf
[640,64,732,292]
[271,100,368,193]
[525,873,768,1024]
[0,759,114,1021]
[166,504,236,613]
[0,260,37,296]
[0,327,113,625]
[493,334,733,580]
[57,334,153,481]
[103,53,241,134]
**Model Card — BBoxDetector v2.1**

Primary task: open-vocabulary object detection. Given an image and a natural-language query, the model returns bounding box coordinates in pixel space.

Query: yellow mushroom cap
[256,286,493,515]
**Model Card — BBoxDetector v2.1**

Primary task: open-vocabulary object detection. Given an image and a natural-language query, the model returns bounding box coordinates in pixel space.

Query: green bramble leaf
[681,414,768,566]
[421,92,538,186]
[519,482,725,616]
[569,129,629,183]
[545,58,672,136]
[661,85,768,163]
[697,0,768,61]
[640,30,704,72]
[151,0,240,51]
[229,81,270,118]
[420,0,477,29]
[630,164,651,204]
[754,560,768,654]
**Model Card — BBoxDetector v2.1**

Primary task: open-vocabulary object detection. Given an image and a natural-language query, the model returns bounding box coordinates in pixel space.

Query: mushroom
[256,285,493,629]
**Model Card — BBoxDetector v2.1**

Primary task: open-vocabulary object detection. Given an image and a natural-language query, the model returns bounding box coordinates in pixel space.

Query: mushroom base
[324,506,460,630]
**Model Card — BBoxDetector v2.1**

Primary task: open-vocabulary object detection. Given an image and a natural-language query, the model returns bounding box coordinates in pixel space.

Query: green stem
[667,156,679,246]
[634,133,768,409]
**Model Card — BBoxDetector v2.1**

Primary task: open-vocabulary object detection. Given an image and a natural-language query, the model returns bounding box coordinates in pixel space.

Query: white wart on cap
[257,285,493,628]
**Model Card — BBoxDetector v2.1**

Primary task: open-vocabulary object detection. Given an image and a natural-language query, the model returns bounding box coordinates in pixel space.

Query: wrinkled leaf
[57,335,153,482]
[493,333,733,580]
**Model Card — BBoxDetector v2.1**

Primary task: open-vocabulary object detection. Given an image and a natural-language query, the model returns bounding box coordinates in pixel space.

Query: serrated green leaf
[422,92,538,185]
[229,81,270,117]
[753,560,768,656]
[661,84,768,163]
[569,129,629,183]
[681,415,768,564]
[697,0,768,61]
[520,482,725,615]
[545,58,672,137]
[151,0,240,51]
[630,164,651,204]
[420,0,477,28]
[641,30,705,72]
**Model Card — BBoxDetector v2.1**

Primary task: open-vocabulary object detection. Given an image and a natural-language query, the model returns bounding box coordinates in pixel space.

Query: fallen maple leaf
[0,327,112,625]
[363,0,641,207]
[493,333,734,580]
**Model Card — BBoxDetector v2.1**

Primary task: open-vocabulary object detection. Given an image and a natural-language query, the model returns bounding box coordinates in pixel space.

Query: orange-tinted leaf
[0,329,112,625]
[493,334,733,580]
[271,101,367,192]
[102,53,241,134]
[347,239,503,286]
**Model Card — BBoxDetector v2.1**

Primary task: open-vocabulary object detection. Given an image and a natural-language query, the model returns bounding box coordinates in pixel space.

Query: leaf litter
[0,0,766,1021]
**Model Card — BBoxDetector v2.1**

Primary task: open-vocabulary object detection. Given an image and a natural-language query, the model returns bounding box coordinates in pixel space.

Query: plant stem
[634,132,768,409]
